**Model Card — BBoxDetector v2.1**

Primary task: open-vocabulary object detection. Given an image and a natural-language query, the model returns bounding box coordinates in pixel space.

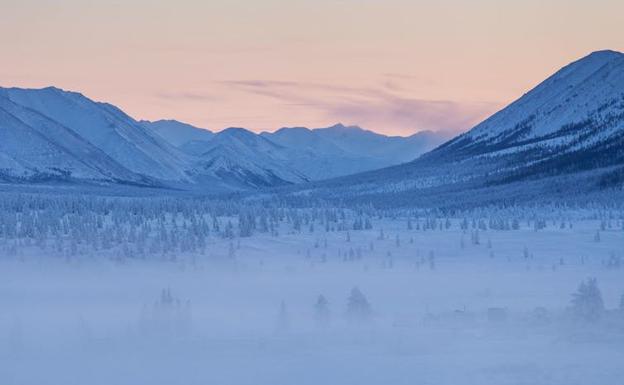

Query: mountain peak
[563,49,624,75]
[428,48,624,169]
[272,126,312,135]
[323,123,364,132]
[18,85,84,98]
[219,127,254,136]
[585,49,623,59]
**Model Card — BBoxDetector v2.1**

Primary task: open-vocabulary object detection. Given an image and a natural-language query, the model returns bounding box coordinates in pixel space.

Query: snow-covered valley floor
[1,219,623,385]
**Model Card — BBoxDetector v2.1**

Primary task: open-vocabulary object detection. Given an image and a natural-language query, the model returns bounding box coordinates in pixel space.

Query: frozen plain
[1,218,623,385]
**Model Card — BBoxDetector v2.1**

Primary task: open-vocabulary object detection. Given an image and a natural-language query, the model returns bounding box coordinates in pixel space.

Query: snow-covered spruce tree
[428,251,435,270]
[346,287,372,323]
[145,288,191,338]
[314,294,330,327]
[570,278,605,322]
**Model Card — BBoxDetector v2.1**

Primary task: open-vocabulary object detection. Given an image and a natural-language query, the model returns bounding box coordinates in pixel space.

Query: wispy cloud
[326,97,496,135]
[219,79,498,134]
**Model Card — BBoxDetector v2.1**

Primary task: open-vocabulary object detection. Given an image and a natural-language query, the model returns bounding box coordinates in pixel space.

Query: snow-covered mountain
[434,50,624,162]
[0,89,152,184]
[0,87,191,183]
[0,87,286,189]
[148,121,448,181]
[260,125,386,179]
[423,50,624,182]
[188,127,309,188]
[140,119,214,148]
[292,50,624,206]
[137,117,448,182]
[261,124,449,179]
[9,50,619,197]
[309,123,444,164]
[0,86,443,189]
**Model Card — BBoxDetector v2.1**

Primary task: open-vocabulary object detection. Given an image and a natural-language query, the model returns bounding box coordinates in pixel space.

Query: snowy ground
[1,219,623,385]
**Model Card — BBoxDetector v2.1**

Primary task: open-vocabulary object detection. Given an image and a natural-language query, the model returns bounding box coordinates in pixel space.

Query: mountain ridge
[277,50,624,207]
[1,86,445,190]
[2,49,621,201]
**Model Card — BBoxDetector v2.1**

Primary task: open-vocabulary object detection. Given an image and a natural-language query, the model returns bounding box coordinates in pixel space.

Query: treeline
[0,192,622,260]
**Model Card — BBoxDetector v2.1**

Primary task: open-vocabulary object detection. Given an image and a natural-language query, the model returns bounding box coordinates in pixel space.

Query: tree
[570,278,604,322]
[314,295,330,327]
[347,287,372,322]
[428,251,435,270]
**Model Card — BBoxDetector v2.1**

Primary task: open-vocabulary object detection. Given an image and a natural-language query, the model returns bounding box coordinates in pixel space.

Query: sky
[2,0,623,136]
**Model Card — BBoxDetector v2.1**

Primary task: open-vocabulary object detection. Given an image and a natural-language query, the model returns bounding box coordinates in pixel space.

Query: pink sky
[2,0,623,135]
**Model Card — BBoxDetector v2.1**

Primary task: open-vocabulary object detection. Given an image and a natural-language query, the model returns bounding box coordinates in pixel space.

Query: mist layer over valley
[0,193,623,385]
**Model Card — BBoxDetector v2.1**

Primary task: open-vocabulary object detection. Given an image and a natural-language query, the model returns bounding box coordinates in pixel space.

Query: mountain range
[289,50,624,207]
[1,50,623,204]
[141,120,447,183]
[0,86,447,190]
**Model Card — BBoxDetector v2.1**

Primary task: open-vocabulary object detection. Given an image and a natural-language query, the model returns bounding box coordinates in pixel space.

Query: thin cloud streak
[220,79,499,135]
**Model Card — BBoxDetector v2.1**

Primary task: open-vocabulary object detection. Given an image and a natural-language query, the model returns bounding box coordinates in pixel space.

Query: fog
[1,217,623,385]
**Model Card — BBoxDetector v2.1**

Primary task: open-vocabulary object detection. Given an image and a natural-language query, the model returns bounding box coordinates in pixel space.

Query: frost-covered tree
[570,278,604,322]
[142,288,191,338]
[428,251,435,270]
[314,295,330,327]
[347,287,372,322]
